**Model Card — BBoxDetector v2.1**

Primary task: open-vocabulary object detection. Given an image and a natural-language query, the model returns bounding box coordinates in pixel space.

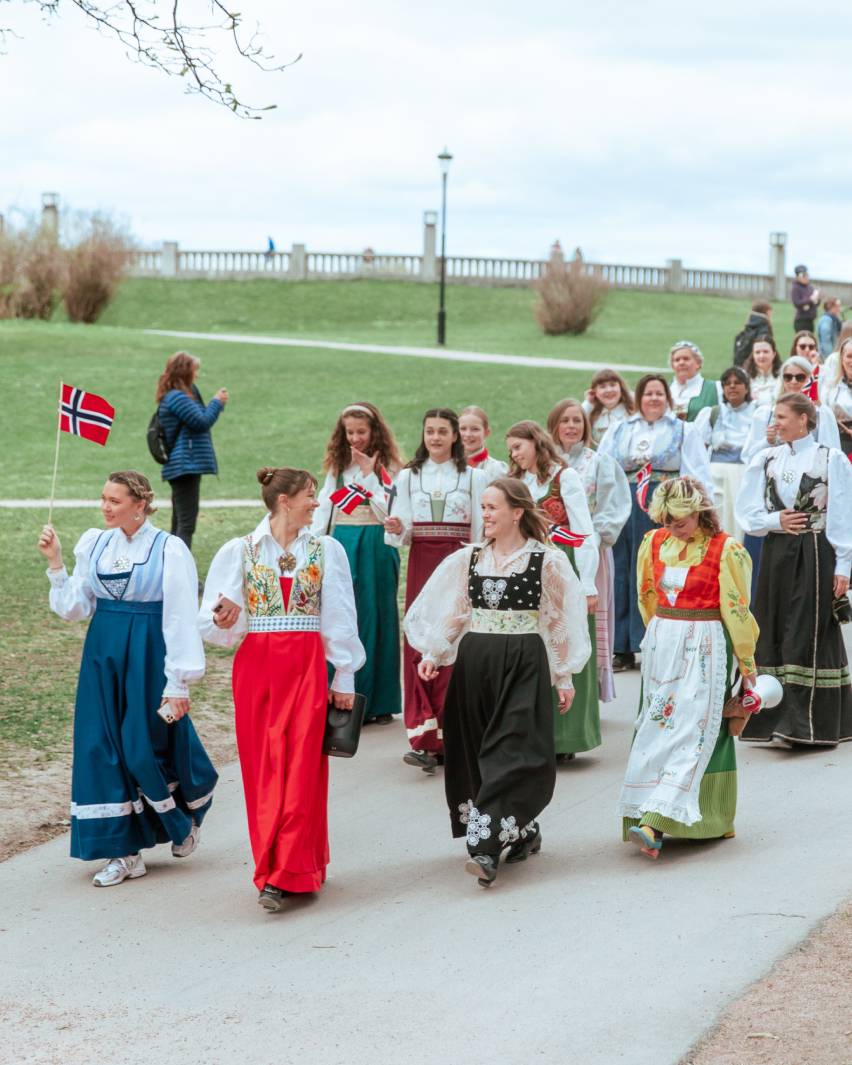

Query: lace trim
[71,799,145,819]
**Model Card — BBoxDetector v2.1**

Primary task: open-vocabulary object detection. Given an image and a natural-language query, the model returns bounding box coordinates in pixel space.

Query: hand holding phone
[212,594,242,629]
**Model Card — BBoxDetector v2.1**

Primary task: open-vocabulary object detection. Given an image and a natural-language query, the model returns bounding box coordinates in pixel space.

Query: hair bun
[256,467,276,486]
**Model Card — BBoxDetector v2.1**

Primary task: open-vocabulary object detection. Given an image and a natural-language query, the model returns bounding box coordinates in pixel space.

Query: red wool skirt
[403,533,466,753]
[233,631,329,893]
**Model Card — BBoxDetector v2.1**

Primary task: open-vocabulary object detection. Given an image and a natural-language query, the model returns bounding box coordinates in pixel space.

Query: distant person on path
[582,369,634,447]
[156,351,228,552]
[668,342,719,421]
[617,477,757,859]
[404,479,590,887]
[791,265,821,334]
[311,403,404,725]
[736,393,852,749]
[733,300,774,366]
[38,471,217,887]
[743,336,782,408]
[199,467,364,913]
[817,298,843,361]
[459,405,509,480]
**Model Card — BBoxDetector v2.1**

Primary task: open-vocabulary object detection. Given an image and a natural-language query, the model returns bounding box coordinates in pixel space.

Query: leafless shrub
[0,229,25,319]
[64,215,136,323]
[16,224,67,320]
[534,259,608,336]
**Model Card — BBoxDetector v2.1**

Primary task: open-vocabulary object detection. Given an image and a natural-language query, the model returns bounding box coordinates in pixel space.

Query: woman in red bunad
[199,467,365,913]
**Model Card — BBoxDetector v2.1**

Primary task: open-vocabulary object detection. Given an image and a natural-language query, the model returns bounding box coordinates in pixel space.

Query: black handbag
[323,693,367,758]
[833,595,852,625]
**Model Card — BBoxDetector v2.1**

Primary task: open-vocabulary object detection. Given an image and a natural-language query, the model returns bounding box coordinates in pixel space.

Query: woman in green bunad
[312,402,405,725]
[505,420,600,763]
[616,477,759,859]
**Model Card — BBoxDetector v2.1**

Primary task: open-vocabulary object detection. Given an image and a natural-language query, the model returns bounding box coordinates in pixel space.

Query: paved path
[141,328,667,374]
[3,667,852,1064]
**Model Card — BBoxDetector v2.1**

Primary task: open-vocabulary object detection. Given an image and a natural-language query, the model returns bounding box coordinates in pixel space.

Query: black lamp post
[437,146,453,346]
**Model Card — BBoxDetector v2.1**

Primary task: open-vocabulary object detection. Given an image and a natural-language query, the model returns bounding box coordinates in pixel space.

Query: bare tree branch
[0,0,299,117]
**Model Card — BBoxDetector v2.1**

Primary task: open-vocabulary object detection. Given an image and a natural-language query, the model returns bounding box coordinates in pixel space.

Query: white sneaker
[92,853,147,887]
[171,821,199,858]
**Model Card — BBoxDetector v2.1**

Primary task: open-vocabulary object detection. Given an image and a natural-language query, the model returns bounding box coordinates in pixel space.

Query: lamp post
[437,147,453,346]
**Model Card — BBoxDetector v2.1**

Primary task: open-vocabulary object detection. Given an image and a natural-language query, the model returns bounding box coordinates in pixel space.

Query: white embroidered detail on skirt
[459,800,491,844]
[140,791,177,814]
[520,820,536,838]
[186,789,215,810]
[499,816,520,844]
[70,798,145,819]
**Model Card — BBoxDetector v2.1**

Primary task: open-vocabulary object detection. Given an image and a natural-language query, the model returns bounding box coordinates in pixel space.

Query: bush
[534,258,608,335]
[64,215,136,323]
[0,223,66,320]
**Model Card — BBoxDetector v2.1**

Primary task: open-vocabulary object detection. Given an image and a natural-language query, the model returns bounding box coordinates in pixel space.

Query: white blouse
[403,540,592,688]
[518,464,599,595]
[669,372,723,413]
[469,454,509,481]
[560,443,632,549]
[735,436,852,577]
[693,401,756,455]
[47,520,205,699]
[597,409,714,493]
[741,404,841,465]
[384,460,489,547]
[581,400,631,444]
[750,371,782,408]
[822,380,852,421]
[198,515,366,692]
[311,464,393,536]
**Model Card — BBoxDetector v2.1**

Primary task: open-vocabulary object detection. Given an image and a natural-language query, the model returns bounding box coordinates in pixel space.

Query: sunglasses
[797,344,817,351]
[782,373,808,382]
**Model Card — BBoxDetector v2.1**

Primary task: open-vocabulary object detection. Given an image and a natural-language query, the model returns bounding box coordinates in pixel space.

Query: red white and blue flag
[381,467,397,514]
[550,525,589,548]
[59,384,115,446]
[330,482,373,514]
[635,462,652,511]
[804,365,820,403]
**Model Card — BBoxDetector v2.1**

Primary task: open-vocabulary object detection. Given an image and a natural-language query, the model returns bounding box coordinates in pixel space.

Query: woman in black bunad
[404,478,591,887]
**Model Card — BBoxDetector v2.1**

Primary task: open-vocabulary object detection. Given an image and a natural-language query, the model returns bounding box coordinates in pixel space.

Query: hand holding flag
[330,483,373,515]
[49,382,116,526]
[549,525,589,547]
[381,467,397,514]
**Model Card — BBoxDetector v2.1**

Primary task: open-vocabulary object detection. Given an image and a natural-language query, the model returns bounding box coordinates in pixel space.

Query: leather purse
[833,595,852,625]
[323,693,367,758]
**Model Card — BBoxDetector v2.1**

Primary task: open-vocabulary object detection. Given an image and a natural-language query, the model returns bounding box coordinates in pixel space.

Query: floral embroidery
[740,654,756,674]
[499,817,520,844]
[810,482,828,510]
[520,820,536,839]
[242,535,323,618]
[726,587,749,622]
[639,572,655,608]
[695,716,707,757]
[728,541,750,566]
[649,691,676,729]
[459,800,491,845]
[482,578,507,609]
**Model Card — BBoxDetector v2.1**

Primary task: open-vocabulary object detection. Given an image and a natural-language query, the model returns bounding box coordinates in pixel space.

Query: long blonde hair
[825,337,852,390]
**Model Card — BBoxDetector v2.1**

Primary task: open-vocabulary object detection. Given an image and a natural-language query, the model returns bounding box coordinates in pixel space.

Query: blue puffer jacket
[159,387,223,481]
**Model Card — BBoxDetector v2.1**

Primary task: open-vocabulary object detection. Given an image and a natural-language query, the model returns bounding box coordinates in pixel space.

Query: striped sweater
[159,387,223,481]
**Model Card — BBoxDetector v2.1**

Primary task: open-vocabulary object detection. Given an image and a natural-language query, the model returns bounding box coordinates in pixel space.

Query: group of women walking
[37,328,852,904]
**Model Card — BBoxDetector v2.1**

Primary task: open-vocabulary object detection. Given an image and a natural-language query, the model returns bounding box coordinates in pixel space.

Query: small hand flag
[381,467,397,514]
[330,483,373,514]
[60,385,115,446]
[550,525,589,547]
[635,463,652,511]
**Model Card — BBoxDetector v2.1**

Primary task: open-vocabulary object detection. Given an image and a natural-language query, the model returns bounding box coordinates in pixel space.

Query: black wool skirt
[443,631,556,855]
[743,530,852,745]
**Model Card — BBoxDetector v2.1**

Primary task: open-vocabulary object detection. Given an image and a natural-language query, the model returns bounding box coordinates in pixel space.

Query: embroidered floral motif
[726,587,749,622]
[520,820,536,839]
[459,800,491,845]
[499,816,520,844]
[242,535,323,618]
[649,691,676,729]
[728,541,750,566]
[695,717,707,756]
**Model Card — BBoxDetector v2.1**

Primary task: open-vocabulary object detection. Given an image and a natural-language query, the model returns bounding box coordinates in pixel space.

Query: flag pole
[48,381,62,527]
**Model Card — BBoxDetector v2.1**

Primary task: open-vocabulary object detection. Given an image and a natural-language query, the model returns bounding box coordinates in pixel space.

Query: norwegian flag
[803,365,819,403]
[59,385,115,446]
[468,446,488,467]
[635,462,653,511]
[330,482,372,514]
[381,467,397,514]
[550,525,589,547]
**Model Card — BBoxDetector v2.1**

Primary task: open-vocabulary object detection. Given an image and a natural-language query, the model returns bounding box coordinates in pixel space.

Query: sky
[2,0,852,278]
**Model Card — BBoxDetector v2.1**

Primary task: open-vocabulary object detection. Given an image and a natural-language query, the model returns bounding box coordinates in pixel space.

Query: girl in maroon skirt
[384,408,490,773]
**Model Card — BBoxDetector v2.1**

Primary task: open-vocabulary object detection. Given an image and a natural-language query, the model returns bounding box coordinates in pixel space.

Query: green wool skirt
[553,544,601,755]
[327,524,402,721]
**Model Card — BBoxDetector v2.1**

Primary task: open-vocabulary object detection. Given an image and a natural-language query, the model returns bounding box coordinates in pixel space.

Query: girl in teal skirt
[312,402,405,724]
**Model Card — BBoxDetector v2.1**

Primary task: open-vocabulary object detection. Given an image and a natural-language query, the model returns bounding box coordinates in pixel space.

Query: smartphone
[158,704,175,724]
[213,602,224,614]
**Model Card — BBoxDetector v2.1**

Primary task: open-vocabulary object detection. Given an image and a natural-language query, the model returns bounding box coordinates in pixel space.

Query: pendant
[112,556,130,572]
[279,553,297,573]
[432,490,443,500]
[636,436,651,452]
[782,469,796,484]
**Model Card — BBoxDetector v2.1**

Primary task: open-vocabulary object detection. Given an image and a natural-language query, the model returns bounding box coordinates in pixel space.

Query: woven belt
[247,616,321,632]
[471,608,540,635]
[655,606,721,621]
[335,508,381,527]
[412,523,469,540]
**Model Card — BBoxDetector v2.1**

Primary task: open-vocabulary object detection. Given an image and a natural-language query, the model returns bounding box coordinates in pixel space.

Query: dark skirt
[743,533,763,601]
[612,480,661,653]
[71,598,218,861]
[443,631,556,856]
[743,530,852,745]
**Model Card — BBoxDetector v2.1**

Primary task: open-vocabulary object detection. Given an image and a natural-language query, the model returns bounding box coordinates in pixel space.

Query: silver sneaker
[171,821,199,858]
[92,853,147,887]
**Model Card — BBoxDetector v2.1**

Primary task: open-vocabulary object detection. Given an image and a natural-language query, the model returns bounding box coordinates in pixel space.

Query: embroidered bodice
[242,533,324,618]
[763,444,828,532]
[468,548,544,634]
[384,461,488,546]
[91,528,167,601]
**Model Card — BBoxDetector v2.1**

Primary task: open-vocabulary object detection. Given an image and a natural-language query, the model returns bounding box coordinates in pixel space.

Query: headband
[342,405,374,418]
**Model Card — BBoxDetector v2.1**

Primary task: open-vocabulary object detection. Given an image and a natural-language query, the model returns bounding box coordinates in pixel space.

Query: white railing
[179,250,291,276]
[306,253,421,278]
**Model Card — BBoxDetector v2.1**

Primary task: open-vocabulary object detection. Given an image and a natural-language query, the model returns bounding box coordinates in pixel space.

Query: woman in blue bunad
[311,402,405,726]
[37,470,217,888]
[598,373,713,673]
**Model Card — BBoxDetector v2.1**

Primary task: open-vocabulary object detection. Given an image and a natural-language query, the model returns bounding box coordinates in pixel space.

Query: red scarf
[468,446,489,467]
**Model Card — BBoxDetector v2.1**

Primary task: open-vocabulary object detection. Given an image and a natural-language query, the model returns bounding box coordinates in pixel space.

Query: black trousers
[793,316,815,335]
[169,474,201,550]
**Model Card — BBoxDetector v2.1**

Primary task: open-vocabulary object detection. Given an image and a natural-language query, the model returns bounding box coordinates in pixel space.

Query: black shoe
[403,750,438,774]
[612,652,635,672]
[505,824,542,864]
[555,753,575,765]
[257,886,289,913]
[465,853,498,886]
[374,714,394,726]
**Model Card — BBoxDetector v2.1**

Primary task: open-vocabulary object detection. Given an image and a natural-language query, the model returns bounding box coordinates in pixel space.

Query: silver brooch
[636,436,651,452]
[782,469,796,484]
[112,556,130,572]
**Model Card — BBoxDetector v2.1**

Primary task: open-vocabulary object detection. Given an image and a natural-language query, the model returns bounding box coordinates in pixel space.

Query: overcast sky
[2,0,852,277]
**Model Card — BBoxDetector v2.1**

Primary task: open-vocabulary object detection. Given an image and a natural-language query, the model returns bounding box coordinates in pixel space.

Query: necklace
[278,552,297,573]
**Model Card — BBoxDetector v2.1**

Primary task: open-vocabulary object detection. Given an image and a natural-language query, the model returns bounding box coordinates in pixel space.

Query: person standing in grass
[668,342,719,421]
[582,369,634,447]
[311,402,405,725]
[38,470,217,888]
[156,351,228,552]
[548,398,631,703]
[384,408,489,774]
[505,420,600,763]
[458,405,509,480]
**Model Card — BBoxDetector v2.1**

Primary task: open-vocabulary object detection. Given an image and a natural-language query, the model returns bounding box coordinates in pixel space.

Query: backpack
[733,320,769,366]
[147,407,171,465]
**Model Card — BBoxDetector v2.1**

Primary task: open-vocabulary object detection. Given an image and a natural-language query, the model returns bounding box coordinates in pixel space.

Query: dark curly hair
[407,408,467,473]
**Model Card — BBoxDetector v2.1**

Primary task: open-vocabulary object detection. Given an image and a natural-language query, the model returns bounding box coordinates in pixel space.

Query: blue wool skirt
[612,481,661,654]
[70,598,218,861]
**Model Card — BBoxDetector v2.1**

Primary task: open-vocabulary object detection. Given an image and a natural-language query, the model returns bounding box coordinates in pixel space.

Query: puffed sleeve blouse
[403,540,592,688]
